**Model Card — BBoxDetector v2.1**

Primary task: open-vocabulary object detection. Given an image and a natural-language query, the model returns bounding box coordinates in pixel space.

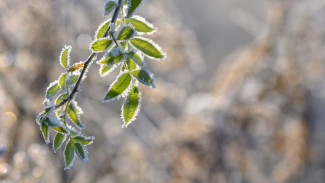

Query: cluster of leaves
[36,0,165,170]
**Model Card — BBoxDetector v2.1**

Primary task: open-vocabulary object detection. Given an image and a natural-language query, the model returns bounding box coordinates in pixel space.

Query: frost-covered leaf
[126,16,156,33]
[58,73,67,88]
[41,122,50,144]
[46,81,61,101]
[98,48,124,67]
[60,45,72,70]
[126,57,137,71]
[67,102,85,129]
[68,62,85,72]
[95,20,111,39]
[104,0,117,16]
[67,75,79,86]
[103,72,132,102]
[130,37,165,59]
[73,135,95,146]
[117,25,135,40]
[126,0,144,18]
[53,126,68,134]
[90,38,113,52]
[55,93,69,105]
[120,41,128,50]
[64,139,76,170]
[44,116,62,127]
[127,51,145,68]
[130,69,155,88]
[122,85,141,127]
[99,64,115,77]
[74,142,88,162]
[53,133,67,152]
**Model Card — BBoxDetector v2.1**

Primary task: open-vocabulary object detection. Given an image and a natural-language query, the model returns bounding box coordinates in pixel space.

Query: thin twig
[56,0,123,109]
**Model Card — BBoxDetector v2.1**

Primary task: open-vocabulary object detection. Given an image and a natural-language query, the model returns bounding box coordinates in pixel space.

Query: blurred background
[1,0,325,182]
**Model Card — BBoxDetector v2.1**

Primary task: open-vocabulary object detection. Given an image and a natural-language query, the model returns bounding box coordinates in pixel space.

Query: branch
[56,0,123,109]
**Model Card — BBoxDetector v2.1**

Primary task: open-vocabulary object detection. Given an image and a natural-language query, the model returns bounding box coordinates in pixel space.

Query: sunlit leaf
[53,133,67,152]
[130,69,155,88]
[58,73,67,88]
[60,45,72,70]
[122,85,141,127]
[90,38,113,52]
[126,0,144,18]
[130,37,165,59]
[45,81,61,101]
[103,72,132,102]
[67,74,79,86]
[95,20,111,39]
[117,25,135,40]
[126,57,137,71]
[74,142,88,162]
[64,139,76,170]
[126,16,156,34]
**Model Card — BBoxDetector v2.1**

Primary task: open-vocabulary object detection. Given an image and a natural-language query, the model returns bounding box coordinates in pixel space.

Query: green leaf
[99,64,115,77]
[126,16,156,33]
[126,0,144,18]
[130,37,165,59]
[122,85,141,127]
[41,122,50,144]
[117,25,135,40]
[127,51,145,68]
[53,127,68,134]
[130,69,155,88]
[55,93,69,105]
[64,139,76,170]
[60,45,72,70]
[53,133,67,152]
[103,72,132,102]
[67,102,85,129]
[67,74,79,86]
[46,81,61,101]
[58,73,67,88]
[126,57,137,71]
[74,142,88,162]
[98,48,124,67]
[104,0,117,16]
[95,20,111,39]
[73,135,95,146]
[90,38,113,52]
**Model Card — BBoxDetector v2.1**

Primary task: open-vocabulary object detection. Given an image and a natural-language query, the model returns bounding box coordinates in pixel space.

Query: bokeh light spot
[2,112,17,127]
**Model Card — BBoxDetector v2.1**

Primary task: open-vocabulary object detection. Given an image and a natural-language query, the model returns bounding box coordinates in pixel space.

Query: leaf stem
[56,0,124,109]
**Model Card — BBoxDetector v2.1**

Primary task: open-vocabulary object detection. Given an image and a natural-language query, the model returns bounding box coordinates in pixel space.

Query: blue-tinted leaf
[104,0,117,16]
[44,116,62,127]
